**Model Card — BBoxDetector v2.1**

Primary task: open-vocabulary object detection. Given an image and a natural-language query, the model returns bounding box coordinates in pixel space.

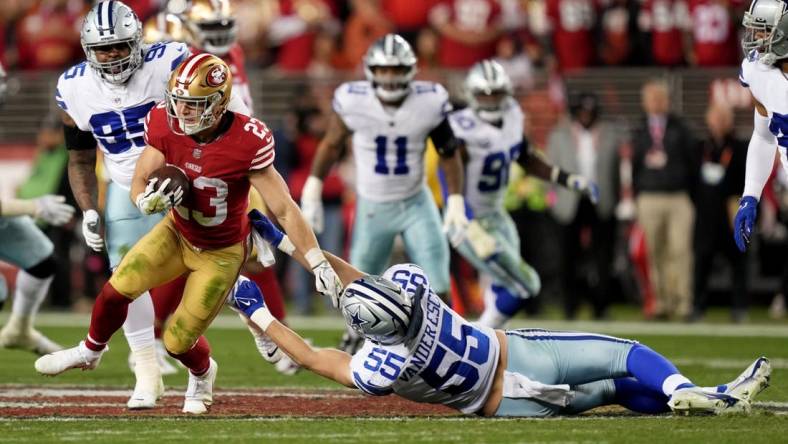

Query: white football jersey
[349,264,500,414]
[56,42,249,190]
[449,99,524,216]
[333,81,452,202]
[740,52,788,176]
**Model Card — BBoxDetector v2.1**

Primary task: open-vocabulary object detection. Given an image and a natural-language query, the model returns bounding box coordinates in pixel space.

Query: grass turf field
[1,312,787,443]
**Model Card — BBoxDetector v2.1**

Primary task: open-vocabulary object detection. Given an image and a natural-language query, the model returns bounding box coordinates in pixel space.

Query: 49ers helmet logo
[206,65,228,87]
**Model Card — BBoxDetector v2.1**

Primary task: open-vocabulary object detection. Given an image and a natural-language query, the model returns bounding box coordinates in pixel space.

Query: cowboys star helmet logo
[206,65,227,87]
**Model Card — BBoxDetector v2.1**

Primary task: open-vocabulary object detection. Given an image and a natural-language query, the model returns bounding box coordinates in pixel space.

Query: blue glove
[733,196,758,252]
[230,277,266,318]
[248,209,284,248]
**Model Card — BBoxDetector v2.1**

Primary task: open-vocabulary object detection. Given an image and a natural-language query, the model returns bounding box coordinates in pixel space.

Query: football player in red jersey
[142,1,293,373]
[34,54,343,414]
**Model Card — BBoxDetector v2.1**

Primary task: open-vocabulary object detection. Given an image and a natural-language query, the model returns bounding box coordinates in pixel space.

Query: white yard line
[0,387,361,399]
[4,313,788,337]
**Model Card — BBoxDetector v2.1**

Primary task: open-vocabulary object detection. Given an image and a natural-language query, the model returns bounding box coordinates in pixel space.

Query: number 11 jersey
[349,264,500,414]
[333,81,452,203]
[143,105,275,249]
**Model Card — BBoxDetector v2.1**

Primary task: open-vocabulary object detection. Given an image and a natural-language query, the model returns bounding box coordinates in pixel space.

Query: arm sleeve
[743,111,778,199]
[63,124,97,151]
[429,117,460,157]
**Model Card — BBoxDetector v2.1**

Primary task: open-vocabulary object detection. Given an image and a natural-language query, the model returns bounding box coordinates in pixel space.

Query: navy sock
[613,378,670,414]
[626,344,695,394]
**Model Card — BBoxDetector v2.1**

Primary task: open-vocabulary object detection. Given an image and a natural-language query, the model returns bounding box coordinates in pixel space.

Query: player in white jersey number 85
[228,210,772,417]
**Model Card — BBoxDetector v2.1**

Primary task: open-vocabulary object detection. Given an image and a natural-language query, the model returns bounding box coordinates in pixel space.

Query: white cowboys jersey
[448,98,525,217]
[349,264,500,414]
[56,41,249,190]
[333,81,452,202]
[740,52,788,176]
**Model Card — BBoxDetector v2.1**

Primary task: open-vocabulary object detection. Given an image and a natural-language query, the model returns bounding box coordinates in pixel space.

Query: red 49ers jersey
[144,103,275,249]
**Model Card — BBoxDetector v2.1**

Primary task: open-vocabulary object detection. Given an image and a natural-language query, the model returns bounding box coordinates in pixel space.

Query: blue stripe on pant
[495,329,636,417]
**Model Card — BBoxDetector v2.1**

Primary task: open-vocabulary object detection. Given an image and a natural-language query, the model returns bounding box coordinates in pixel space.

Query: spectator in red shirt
[343,0,393,69]
[429,0,503,68]
[381,0,436,43]
[268,0,339,72]
[685,0,738,66]
[545,0,598,71]
[638,0,689,66]
[598,0,640,66]
[14,0,85,71]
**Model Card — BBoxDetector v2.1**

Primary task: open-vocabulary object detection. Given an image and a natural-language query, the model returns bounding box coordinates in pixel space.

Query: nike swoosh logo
[237,299,252,307]
[266,348,278,358]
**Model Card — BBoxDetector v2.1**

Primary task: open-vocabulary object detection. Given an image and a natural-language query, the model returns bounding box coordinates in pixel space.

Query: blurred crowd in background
[3,0,788,324]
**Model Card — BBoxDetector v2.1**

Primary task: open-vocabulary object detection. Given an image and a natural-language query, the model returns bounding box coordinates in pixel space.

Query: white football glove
[236,312,284,364]
[300,176,324,234]
[81,209,104,252]
[313,261,342,308]
[567,174,600,205]
[135,177,183,215]
[34,195,75,226]
[443,194,470,247]
[466,220,498,260]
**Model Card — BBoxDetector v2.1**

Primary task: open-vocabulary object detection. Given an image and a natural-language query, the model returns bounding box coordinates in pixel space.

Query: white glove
[135,177,183,215]
[81,209,104,252]
[465,220,498,260]
[306,248,342,307]
[567,174,600,205]
[34,195,75,226]
[443,194,470,247]
[300,176,324,234]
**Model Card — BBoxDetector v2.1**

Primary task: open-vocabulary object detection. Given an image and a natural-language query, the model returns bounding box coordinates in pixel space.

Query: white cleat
[724,357,771,403]
[668,387,750,415]
[127,375,165,410]
[0,326,63,356]
[274,353,301,376]
[254,332,284,364]
[34,341,105,376]
[182,358,218,414]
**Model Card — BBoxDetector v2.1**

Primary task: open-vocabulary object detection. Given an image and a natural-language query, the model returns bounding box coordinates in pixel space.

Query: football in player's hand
[149,165,190,197]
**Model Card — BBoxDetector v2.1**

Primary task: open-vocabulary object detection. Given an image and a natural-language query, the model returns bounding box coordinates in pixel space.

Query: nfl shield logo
[192,148,202,159]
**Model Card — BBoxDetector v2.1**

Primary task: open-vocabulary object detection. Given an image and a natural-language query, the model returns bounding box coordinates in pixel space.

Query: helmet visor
[166,90,220,135]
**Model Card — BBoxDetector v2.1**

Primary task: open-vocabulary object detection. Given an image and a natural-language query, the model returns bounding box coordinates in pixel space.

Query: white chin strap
[477,109,504,123]
[375,86,409,102]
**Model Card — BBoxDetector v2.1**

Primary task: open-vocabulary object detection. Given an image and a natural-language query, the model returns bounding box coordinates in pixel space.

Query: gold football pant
[109,215,248,354]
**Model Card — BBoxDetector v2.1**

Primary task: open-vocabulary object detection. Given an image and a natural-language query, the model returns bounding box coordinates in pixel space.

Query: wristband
[278,235,296,256]
[250,308,276,331]
[305,247,327,269]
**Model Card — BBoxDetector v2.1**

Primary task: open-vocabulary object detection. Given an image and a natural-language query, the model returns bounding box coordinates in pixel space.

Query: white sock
[123,293,155,351]
[10,270,53,327]
[662,374,693,396]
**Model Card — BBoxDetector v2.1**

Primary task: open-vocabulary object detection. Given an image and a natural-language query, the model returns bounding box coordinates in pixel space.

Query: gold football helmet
[168,0,237,55]
[166,53,233,135]
[143,12,188,44]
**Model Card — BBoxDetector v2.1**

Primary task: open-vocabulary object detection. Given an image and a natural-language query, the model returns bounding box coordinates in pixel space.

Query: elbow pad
[63,125,97,151]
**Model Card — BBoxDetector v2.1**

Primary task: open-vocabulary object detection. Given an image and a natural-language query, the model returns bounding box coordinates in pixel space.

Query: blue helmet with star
[340,275,417,346]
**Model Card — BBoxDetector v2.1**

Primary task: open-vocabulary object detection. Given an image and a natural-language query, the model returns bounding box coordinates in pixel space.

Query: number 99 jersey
[349,264,501,414]
[448,98,524,217]
[55,42,190,190]
[740,52,788,175]
[332,81,452,203]
[143,104,275,249]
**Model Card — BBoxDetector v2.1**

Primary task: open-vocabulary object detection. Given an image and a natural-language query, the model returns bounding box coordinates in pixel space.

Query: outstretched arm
[62,110,98,212]
[519,137,599,203]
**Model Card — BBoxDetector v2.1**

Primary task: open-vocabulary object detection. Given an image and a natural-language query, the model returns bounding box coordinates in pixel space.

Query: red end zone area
[0,387,455,418]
